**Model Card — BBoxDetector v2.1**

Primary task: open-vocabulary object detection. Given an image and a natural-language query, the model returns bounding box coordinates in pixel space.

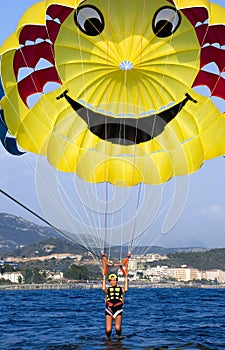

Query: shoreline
[0,281,225,290]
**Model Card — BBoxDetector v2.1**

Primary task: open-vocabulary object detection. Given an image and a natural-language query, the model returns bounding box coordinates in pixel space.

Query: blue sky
[1,0,225,249]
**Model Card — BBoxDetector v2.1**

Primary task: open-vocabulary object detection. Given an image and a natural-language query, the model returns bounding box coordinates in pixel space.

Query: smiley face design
[1,0,225,186]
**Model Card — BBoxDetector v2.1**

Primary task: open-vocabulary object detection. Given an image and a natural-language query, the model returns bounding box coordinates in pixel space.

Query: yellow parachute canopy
[1,0,225,186]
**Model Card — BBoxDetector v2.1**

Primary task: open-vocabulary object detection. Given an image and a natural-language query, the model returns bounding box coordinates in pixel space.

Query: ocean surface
[1,287,225,350]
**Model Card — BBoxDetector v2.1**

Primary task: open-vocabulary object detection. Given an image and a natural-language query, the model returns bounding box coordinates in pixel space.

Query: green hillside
[151,248,225,271]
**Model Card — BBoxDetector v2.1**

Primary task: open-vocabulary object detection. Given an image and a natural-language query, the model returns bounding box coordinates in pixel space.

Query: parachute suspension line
[13,15,97,256]
[2,37,90,253]
[72,10,103,258]
[127,0,146,256]
[102,1,111,260]
[118,0,127,262]
[0,189,100,258]
[36,150,89,245]
[35,112,101,261]
[128,182,143,253]
[52,20,97,255]
[51,95,102,258]
[103,181,109,256]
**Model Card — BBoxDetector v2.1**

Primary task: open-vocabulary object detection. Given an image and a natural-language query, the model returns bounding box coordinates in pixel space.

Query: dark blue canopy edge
[0,80,25,156]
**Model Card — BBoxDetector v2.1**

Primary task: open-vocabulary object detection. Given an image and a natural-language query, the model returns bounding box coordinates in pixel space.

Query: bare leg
[105,315,113,339]
[115,314,123,339]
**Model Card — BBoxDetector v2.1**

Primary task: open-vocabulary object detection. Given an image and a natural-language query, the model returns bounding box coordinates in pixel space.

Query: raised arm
[102,274,107,294]
[120,252,130,293]
[102,251,108,294]
[123,274,129,293]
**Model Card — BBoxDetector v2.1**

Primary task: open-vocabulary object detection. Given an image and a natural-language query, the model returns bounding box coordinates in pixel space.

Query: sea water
[1,287,225,349]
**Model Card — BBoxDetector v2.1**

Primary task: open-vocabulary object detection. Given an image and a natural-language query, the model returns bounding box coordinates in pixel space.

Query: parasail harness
[102,251,130,277]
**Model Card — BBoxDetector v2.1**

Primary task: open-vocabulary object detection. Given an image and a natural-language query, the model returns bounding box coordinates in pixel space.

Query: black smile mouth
[57,92,197,145]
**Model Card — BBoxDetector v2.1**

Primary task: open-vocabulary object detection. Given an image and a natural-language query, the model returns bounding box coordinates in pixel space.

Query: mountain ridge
[0,212,208,256]
[0,212,60,252]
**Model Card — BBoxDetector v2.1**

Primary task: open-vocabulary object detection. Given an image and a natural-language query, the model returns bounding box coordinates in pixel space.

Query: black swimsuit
[105,286,124,318]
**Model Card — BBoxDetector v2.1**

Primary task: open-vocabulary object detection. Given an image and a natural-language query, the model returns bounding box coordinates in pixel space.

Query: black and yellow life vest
[106,286,123,304]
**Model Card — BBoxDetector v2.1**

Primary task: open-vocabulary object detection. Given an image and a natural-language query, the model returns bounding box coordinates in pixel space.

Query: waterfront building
[172,267,201,282]
[44,270,64,281]
[1,271,24,283]
[145,265,169,282]
[202,269,225,283]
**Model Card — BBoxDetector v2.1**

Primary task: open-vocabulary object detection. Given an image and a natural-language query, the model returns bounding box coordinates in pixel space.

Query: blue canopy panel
[0,80,25,156]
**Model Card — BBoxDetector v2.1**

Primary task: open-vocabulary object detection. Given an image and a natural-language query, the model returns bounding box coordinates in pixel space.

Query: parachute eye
[152,7,181,38]
[74,5,104,36]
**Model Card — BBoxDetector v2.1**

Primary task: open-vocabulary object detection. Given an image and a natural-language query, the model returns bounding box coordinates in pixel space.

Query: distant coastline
[1,282,225,290]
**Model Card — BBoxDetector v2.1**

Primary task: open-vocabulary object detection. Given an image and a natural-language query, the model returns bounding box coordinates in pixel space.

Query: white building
[1,272,24,283]
[145,253,168,262]
[128,254,167,272]
[145,265,169,281]
[128,257,138,271]
[202,269,225,283]
[171,267,201,282]
[47,271,63,281]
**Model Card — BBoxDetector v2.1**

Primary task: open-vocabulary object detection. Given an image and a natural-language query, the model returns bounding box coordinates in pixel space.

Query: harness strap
[107,301,123,308]
[102,251,130,276]
[119,252,131,276]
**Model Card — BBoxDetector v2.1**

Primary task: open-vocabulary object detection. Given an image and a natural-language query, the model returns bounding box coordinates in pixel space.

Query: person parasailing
[101,251,130,340]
